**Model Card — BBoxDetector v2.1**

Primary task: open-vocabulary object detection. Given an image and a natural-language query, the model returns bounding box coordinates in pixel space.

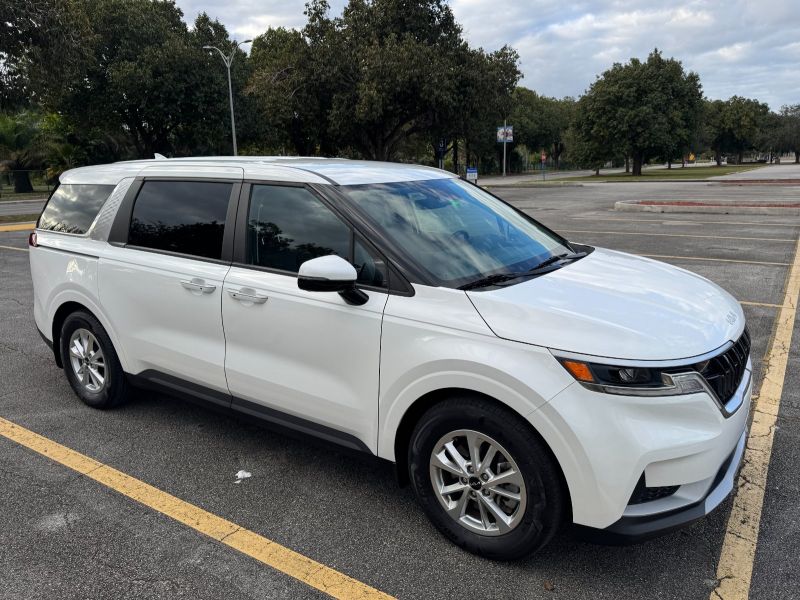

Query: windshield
[339,178,571,288]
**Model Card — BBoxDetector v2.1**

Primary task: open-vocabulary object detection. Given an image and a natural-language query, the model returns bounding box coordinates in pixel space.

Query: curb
[483,183,585,189]
[615,200,800,216]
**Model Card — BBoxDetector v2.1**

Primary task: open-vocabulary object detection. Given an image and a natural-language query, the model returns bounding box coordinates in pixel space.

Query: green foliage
[704,96,771,164]
[511,89,574,168]
[572,49,703,175]
[247,0,519,164]
[0,0,92,111]
[0,112,48,191]
[773,105,800,162]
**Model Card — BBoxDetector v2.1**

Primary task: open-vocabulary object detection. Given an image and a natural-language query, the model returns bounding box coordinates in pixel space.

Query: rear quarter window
[38,184,116,234]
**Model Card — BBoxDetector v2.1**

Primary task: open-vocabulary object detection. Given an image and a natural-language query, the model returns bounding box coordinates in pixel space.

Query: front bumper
[575,428,746,543]
[530,358,752,532]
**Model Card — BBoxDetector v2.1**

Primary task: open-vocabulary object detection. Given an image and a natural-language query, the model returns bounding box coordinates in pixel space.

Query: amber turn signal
[561,360,595,383]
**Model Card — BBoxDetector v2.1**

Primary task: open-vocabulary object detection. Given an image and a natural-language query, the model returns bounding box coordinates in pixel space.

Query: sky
[175,0,800,110]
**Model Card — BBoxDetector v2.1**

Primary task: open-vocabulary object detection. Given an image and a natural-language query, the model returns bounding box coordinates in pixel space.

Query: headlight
[558,358,707,397]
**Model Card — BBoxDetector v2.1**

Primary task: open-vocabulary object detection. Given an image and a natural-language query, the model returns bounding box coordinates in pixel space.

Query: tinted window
[354,239,387,288]
[247,185,351,273]
[128,181,232,260]
[38,184,115,234]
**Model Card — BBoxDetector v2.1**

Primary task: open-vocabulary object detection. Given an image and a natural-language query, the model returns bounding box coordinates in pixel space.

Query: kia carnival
[30,157,750,559]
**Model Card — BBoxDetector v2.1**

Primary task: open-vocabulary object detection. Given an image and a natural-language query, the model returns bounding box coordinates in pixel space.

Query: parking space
[1,181,799,599]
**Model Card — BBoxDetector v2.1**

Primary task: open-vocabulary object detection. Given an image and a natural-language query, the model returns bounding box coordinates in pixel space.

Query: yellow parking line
[571,217,800,228]
[560,229,794,242]
[0,417,394,600]
[712,234,800,600]
[640,254,790,266]
[0,222,35,232]
[0,244,27,252]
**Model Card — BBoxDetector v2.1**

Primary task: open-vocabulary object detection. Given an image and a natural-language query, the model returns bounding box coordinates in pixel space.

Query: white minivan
[30,157,751,559]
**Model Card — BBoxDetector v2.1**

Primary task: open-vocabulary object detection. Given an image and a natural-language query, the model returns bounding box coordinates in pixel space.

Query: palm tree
[0,112,45,193]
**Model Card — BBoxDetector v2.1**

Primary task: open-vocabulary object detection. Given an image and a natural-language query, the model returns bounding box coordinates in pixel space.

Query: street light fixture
[203,39,253,156]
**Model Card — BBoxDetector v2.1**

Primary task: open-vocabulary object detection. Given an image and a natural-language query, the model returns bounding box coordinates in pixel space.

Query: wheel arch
[50,299,126,370]
[392,387,572,519]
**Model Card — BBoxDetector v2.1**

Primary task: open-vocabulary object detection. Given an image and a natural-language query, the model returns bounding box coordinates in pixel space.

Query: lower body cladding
[531,360,752,542]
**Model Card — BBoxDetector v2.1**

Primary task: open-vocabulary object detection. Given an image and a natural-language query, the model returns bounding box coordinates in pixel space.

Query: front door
[222,183,388,452]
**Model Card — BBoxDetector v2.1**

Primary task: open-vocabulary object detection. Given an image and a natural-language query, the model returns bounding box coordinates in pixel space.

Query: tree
[574,49,702,175]
[23,1,244,158]
[774,105,800,163]
[0,0,91,111]
[704,96,770,165]
[0,112,46,192]
[562,126,608,175]
[248,27,326,154]
[511,89,574,168]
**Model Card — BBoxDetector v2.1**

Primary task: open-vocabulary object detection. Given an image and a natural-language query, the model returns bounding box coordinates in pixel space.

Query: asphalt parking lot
[1,178,799,599]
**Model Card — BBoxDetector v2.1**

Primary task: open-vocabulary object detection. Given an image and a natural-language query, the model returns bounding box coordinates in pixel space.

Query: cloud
[175,0,800,109]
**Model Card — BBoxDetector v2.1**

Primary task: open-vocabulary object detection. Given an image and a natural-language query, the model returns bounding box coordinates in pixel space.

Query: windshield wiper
[528,251,586,272]
[458,252,587,291]
[459,272,522,291]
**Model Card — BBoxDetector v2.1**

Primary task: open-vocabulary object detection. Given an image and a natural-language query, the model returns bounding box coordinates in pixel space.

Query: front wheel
[408,397,566,560]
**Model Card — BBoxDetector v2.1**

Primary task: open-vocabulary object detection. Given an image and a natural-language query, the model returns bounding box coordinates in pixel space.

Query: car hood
[466,248,744,361]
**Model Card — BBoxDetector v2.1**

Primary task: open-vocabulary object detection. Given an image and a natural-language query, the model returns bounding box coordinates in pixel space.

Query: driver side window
[246,184,387,288]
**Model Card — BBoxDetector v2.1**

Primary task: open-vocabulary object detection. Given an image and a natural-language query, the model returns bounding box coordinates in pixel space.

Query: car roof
[59,156,457,186]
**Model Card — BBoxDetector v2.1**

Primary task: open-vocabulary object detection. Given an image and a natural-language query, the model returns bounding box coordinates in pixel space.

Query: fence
[0,170,54,200]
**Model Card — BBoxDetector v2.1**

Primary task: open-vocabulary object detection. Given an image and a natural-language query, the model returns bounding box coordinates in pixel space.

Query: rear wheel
[408,396,566,560]
[60,311,129,408]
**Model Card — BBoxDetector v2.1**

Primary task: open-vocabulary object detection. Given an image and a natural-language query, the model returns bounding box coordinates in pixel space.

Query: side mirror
[297,255,368,306]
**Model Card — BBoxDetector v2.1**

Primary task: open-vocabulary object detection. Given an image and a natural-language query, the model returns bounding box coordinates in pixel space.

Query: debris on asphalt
[543,580,555,592]
[234,469,252,484]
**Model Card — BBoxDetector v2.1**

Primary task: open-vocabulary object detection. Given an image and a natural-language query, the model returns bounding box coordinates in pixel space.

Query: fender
[377,357,572,460]
[48,288,130,372]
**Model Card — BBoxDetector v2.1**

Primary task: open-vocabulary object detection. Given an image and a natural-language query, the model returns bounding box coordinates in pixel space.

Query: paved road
[1,180,799,599]
[0,199,45,217]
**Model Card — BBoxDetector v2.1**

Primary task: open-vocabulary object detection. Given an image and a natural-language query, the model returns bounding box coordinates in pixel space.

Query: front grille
[628,474,679,505]
[694,329,750,404]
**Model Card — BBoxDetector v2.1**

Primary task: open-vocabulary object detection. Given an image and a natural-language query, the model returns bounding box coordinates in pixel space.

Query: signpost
[466,166,478,184]
[541,151,547,181]
[497,122,513,176]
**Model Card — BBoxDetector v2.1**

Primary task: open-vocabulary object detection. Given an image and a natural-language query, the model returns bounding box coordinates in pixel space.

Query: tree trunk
[632,153,643,176]
[625,157,630,173]
[737,151,744,165]
[13,170,33,194]
[715,149,722,166]
[667,159,672,169]
[795,151,799,164]
[594,167,600,176]
[453,138,459,176]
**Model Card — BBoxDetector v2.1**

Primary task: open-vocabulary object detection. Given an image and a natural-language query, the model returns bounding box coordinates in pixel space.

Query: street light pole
[203,39,252,156]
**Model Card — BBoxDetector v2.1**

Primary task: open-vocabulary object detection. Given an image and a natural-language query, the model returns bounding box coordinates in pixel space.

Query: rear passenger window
[38,184,115,234]
[247,185,351,272]
[128,181,232,260]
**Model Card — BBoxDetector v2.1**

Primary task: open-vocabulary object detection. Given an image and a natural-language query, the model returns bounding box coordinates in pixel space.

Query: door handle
[228,289,268,304]
[180,279,216,294]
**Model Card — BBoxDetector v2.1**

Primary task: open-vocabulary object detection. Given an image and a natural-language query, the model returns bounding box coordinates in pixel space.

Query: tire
[60,311,129,409]
[408,396,566,560]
